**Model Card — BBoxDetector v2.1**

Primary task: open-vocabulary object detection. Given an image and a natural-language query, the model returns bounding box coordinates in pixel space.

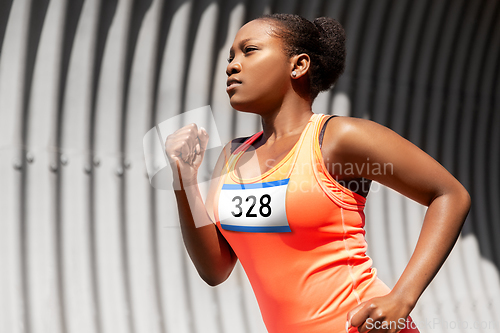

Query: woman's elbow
[459,185,472,215]
[199,257,237,287]
[448,182,472,219]
[200,269,232,287]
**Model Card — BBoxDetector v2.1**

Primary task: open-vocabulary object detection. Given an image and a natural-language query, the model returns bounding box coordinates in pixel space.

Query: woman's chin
[229,98,253,113]
[228,93,274,114]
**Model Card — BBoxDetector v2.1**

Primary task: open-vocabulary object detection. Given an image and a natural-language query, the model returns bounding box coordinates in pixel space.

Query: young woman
[165,14,471,333]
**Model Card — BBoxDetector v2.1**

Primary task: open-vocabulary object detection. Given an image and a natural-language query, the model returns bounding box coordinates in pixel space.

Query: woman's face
[226,19,292,113]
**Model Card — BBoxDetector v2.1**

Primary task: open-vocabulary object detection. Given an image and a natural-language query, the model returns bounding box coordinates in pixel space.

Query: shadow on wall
[0,0,14,58]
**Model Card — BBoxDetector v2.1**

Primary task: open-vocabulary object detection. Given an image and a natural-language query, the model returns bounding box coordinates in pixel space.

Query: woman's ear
[290,53,311,78]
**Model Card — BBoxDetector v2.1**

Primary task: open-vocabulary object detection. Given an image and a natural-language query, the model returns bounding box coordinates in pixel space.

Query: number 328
[231,194,272,218]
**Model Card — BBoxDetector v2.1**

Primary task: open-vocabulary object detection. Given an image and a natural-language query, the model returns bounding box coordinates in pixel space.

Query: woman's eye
[227,47,256,63]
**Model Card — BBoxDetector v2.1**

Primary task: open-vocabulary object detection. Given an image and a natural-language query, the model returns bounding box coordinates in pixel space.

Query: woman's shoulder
[321,115,400,158]
[323,114,379,130]
[322,114,379,140]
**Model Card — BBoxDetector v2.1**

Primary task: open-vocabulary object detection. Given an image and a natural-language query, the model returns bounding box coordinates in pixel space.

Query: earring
[292,71,297,78]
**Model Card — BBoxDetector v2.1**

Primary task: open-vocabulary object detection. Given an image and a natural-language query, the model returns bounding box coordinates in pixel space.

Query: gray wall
[0,0,499,332]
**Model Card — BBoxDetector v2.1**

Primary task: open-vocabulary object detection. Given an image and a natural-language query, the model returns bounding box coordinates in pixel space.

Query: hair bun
[313,17,346,89]
[313,17,345,53]
[314,17,341,36]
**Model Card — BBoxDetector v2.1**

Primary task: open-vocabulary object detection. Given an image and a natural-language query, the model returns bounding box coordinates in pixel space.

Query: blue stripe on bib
[220,225,291,233]
[221,178,290,190]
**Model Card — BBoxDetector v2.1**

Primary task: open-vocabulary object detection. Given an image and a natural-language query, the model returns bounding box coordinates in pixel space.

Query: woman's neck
[258,99,314,143]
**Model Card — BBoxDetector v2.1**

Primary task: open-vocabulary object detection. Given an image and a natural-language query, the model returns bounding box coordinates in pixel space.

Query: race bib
[218,178,291,232]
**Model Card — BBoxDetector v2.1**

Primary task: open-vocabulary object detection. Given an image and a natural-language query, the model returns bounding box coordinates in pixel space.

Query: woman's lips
[226,82,241,92]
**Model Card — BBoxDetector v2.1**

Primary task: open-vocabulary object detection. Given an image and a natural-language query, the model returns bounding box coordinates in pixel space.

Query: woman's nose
[226,60,241,76]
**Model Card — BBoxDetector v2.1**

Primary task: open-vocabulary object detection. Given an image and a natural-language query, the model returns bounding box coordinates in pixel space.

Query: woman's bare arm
[166,124,237,286]
[321,117,471,332]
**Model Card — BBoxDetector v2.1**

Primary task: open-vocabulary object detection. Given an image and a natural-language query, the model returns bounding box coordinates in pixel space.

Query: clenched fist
[165,123,209,188]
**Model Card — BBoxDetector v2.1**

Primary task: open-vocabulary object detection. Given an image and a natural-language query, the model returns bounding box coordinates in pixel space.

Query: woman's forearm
[165,124,237,286]
[173,181,237,286]
[390,186,471,308]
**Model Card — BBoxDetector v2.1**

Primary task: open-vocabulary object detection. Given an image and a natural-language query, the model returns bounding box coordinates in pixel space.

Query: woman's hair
[258,13,346,100]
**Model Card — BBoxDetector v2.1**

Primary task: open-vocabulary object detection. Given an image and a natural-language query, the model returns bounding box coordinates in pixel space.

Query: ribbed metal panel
[0,1,498,332]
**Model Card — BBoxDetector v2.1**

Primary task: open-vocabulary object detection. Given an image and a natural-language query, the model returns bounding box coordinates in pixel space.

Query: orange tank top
[213,113,393,333]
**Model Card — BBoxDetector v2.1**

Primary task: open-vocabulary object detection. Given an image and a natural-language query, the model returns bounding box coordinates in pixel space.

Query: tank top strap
[226,131,263,172]
[308,114,368,208]
[233,131,263,154]
[285,113,323,175]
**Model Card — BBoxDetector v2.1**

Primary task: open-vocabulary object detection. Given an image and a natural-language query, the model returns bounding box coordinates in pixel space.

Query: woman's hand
[165,123,209,187]
[347,292,413,333]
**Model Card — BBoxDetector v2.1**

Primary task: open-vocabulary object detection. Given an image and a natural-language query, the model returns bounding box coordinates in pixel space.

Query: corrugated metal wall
[0,0,498,332]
